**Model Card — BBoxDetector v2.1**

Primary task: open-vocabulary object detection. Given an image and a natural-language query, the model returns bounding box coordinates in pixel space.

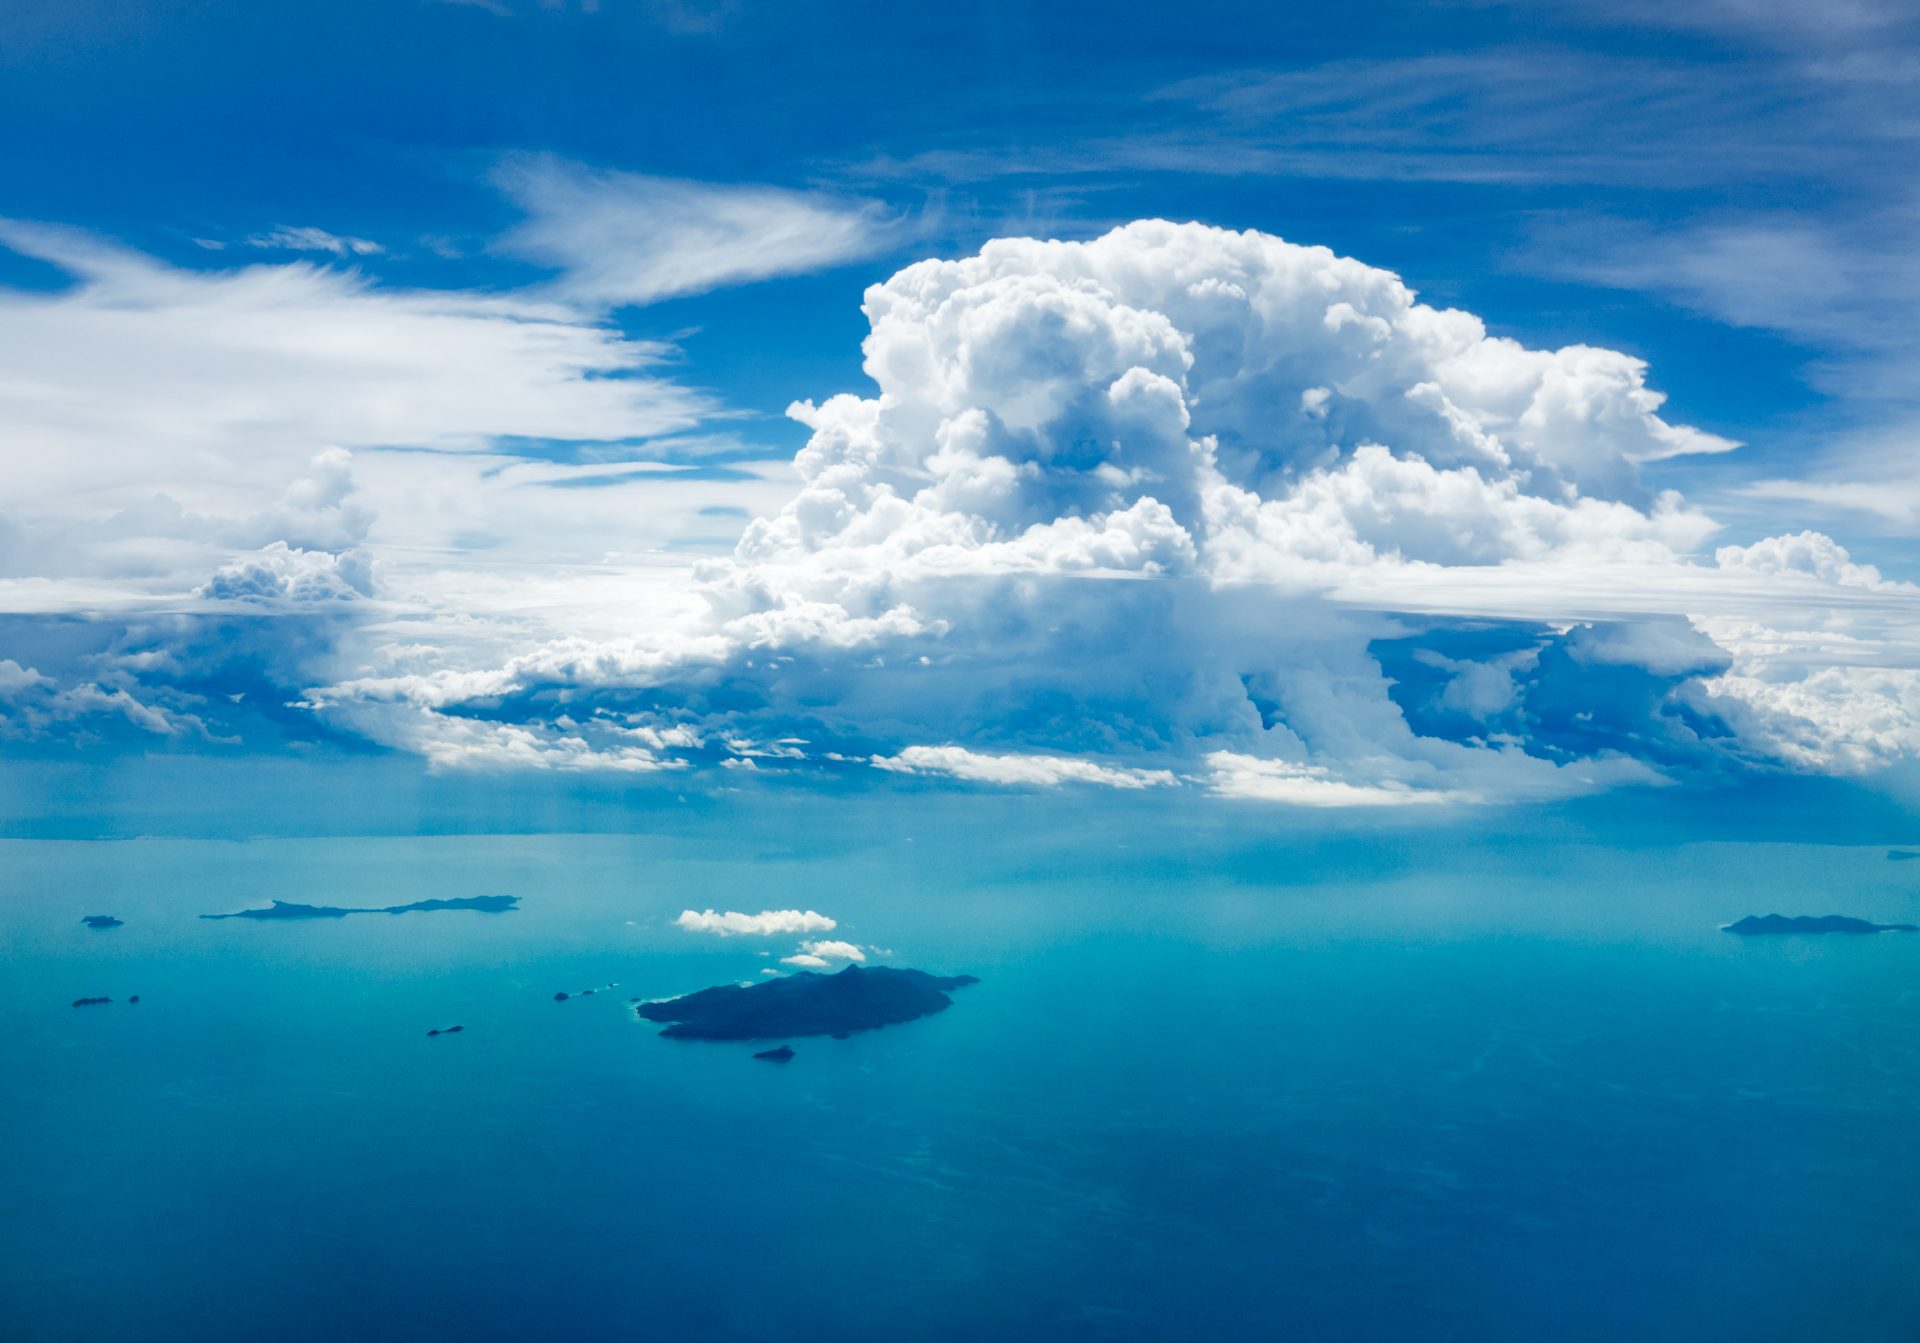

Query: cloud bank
[310,220,1920,802]
[5,216,1914,802]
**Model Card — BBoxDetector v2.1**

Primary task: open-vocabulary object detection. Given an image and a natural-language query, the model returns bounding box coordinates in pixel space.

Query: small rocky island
[1890,850,1919,862]
[202,895,519,920]
[1724,914,1919,935]
[637,965,979,1041]
[81,915,124,929]
[753,1045,795,1062]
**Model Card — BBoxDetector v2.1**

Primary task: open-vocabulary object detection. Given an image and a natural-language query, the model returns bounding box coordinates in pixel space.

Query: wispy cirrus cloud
[243,226,384,257]
[493,155,903,308]
[1476,0,1920,48]
[430,0,738,30]
[1525,210,1920,378]
[852,45,1900,193]
[0,219,708,483]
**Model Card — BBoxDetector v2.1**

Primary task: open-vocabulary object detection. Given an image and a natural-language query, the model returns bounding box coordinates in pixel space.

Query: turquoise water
[3,809,1918,1341]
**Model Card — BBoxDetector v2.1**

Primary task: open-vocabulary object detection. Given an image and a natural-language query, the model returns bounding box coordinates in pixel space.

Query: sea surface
[3,803,1918,1341]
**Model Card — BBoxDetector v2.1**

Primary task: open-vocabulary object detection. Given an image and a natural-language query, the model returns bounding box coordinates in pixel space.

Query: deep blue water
[3,812,1918,1341]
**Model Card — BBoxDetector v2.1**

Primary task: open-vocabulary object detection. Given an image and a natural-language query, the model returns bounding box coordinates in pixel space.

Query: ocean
[3,799,1917,1341]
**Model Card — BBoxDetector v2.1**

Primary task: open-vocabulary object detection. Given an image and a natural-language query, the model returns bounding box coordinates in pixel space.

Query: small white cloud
[779,953,830,968]
[332,715,684,775]
[1205,752,1470,807]
[796,939,865,962]
[676,908,838,936]
[872,745,1179,791]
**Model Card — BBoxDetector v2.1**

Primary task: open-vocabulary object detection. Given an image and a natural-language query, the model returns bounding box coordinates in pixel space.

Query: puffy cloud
[1703,665,1920,772]
[198,543,373,605]
[777,940,866,968]
[1715,530,1892,588]
[0,658,209,742]
[494,156,900,307]
[728,220,1731,607]
[676,908,839,936]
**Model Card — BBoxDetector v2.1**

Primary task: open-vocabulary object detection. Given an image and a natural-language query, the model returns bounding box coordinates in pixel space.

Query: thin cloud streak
[494,155,905,308]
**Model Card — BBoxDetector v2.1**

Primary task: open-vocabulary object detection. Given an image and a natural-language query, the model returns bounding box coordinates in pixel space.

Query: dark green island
[1724,914,1918,935]
[637,965,979,1041]
[202,895,520,920]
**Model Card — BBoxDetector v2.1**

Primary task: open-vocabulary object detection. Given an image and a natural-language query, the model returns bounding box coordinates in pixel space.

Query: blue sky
[2,0,1917,820]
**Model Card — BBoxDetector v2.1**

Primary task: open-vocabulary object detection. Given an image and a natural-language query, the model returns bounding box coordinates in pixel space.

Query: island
[555,982,617,1000]
[72,996,111,1007]
[1890,850,1920,862]
[81,915,124,929]
[753,1045,795,1062]
[636,965,979,1041]
[202,895,520,920]
[1724,914,1919,935]
[426,1025,464,1037]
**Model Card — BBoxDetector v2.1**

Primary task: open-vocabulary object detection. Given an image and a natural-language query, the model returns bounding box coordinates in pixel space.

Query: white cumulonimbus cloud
[676,908,839,936]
